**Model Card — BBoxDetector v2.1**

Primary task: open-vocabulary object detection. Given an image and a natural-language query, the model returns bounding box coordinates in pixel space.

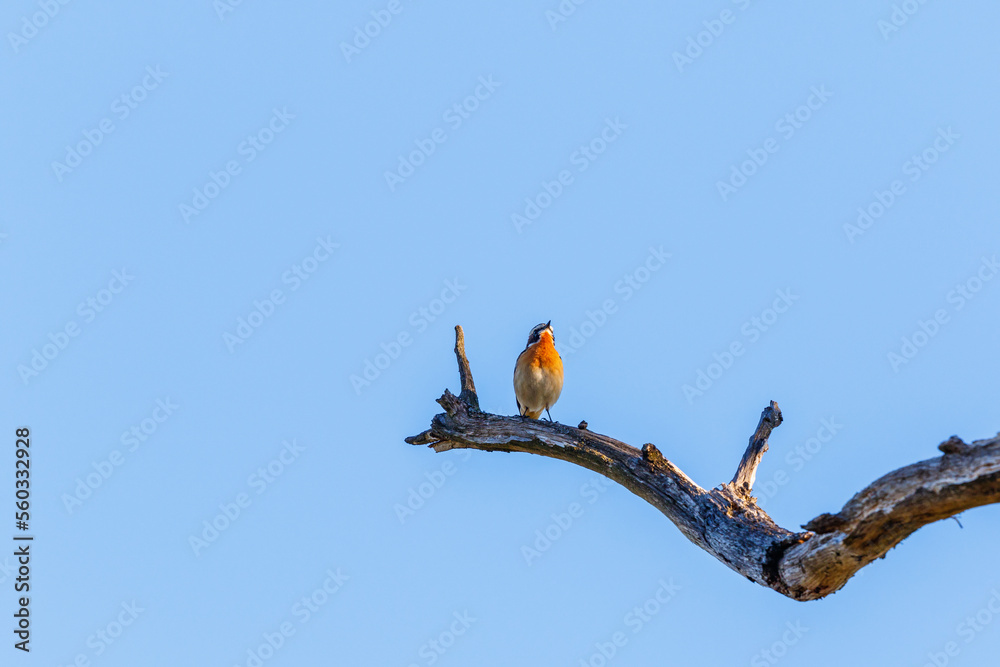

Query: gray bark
[406,326,1000,601]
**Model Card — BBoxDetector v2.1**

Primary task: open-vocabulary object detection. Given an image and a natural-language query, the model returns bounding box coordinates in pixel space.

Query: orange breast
[525,332,563,374]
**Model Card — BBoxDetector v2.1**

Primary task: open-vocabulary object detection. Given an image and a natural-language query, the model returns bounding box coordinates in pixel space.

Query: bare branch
[731,400,783,492]
[453,325,479,411]
[782,436,1000,598]
[406,326,1000,601]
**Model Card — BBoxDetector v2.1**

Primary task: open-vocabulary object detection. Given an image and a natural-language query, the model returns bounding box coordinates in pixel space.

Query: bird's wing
[514,347,530,416]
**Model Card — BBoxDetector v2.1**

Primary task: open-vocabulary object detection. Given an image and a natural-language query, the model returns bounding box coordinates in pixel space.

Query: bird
[513,321,564,421]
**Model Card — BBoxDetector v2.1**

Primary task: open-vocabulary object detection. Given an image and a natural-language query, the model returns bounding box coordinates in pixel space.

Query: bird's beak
[546,320,551,328]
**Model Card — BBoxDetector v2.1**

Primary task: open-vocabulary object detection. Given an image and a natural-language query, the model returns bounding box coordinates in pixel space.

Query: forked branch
[405,326,1000,601]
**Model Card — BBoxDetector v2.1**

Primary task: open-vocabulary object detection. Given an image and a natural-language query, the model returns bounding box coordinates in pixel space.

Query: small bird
[513,321,564,421]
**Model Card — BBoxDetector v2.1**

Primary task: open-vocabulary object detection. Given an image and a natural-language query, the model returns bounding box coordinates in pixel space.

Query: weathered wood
[405,326,1000,601]
[453,325,479,411]
[731,400,782,492]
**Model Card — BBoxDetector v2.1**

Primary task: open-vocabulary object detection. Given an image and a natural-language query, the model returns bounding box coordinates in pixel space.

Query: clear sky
[2,1,999,665]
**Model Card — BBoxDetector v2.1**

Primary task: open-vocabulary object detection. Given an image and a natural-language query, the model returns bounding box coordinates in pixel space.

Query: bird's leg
[545,408,553,421]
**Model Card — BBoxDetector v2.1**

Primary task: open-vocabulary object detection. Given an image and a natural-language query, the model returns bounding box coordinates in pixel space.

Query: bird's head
[526,321,554,346]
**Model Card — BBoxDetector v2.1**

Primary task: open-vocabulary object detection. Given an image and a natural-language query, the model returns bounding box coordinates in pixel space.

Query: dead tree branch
[405,326,1000,601]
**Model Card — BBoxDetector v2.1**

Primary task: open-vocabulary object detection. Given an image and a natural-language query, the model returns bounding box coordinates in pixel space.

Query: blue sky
[2,1,999,665]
